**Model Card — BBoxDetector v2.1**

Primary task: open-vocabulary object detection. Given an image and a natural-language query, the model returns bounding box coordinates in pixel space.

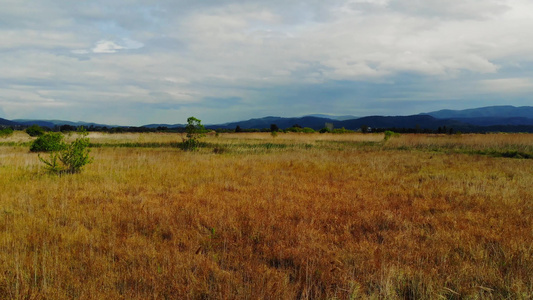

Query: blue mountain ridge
[1,105,532,132]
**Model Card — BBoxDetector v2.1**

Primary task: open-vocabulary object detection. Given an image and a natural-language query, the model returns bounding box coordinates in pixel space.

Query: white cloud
[92,40,124,53]
[1,0,533,124]
[90,38,144,53]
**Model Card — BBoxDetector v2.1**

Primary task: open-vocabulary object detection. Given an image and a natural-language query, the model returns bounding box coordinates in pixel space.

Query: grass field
[0,132,532,299]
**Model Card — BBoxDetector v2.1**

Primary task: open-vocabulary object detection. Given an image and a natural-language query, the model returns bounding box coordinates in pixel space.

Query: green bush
[0,127,14,138]
[30,132,66,152]
[384,130,400,141]
[182,117,206,151]
[332,127,354,134]
[285,127,316,133]
[26,125,45,137]
[38,129,92,174]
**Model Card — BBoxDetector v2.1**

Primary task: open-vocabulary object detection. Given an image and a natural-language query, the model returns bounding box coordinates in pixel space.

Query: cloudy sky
[1,0,532,125]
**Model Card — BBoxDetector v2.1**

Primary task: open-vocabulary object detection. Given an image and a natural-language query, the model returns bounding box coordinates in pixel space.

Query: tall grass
[384,133,533,156]
[0,132,531,298]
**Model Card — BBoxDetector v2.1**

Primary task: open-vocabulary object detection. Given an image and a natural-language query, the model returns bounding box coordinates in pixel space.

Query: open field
[0,132,532,299]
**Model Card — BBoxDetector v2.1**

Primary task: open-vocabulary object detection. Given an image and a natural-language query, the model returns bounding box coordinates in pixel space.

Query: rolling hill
[0,118,20,126]
[13,119,120,128]
[423,105,533,119]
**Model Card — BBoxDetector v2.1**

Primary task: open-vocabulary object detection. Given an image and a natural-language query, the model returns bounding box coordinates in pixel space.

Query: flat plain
[0,131,531,299]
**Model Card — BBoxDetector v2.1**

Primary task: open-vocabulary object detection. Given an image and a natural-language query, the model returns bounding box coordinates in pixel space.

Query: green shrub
[38,128,92,174]
[0,127,14,138]
[26,125,45,137]
[284,127,298,133]
[182,117,206,151]
[30,132,66,152]
[332,127,354,134]
[286,127,316,133]
[384,130,400,141]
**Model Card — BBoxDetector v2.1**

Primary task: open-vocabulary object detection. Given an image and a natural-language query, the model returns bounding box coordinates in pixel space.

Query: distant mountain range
[12,119,121,128]
[0,118,19,126]
[205,105,533,132]
[423,105,533,119]
[204,114,473,132]
[2,105,533,132]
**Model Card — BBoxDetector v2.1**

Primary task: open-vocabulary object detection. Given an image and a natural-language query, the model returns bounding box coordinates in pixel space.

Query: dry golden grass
[214,132,384,143]
[385,133,533,150]
[0,132,531,299]
[0,131,34,144]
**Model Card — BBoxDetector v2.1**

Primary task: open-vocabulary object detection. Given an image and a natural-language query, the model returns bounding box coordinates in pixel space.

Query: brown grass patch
[0,133,531,298]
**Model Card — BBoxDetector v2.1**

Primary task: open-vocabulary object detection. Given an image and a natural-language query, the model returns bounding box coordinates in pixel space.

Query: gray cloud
[388,0,510,20]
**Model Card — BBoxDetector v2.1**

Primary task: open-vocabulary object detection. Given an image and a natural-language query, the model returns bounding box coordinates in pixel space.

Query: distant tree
[286,126,315,133]
[109,127,125,133]
[285,126,299,133]
[333,127,354,134]
[292,124,302,128]
[235,125,242,133]
[183,116,206,151]
[60,125,76,132]
[270,124,279,132]
[360,125,369,133]
[26,125,45,137]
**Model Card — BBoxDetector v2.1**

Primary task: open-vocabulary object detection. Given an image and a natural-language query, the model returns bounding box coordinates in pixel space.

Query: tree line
[9,122,531,136]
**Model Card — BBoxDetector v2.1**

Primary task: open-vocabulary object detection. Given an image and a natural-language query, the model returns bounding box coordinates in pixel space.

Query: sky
[1,0,533,125]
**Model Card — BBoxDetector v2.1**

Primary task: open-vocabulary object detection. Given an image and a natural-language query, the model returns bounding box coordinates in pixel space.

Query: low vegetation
[181,117,207,151]
[25,125,45,137]
[0,132,531,298]
[30,132,65,152]
[0,127,14,138]
[383,130,400,141]
[31,129,93,174]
